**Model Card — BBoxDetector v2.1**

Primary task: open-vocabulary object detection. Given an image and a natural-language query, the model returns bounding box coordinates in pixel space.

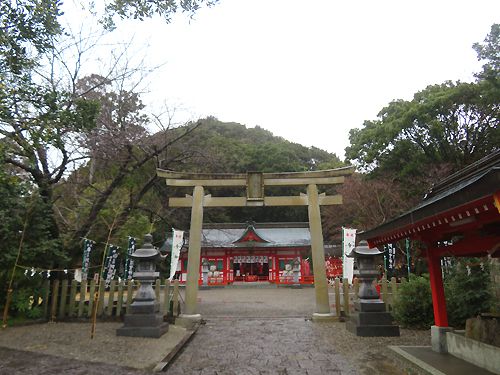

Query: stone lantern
[201,258,210,286]
[292,257,301,287]
[117,234,168,338]
[345,240,399,336]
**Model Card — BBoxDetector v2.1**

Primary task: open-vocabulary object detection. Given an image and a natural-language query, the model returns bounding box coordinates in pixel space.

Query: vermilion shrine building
[359,150,500,354]
[173,222,342,285]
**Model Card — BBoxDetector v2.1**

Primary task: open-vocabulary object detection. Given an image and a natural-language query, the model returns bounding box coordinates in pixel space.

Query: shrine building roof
[359,150,500,257]
[201,222,311,248]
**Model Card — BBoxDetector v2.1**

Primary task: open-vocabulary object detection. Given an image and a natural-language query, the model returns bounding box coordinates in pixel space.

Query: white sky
[63,0,499,158]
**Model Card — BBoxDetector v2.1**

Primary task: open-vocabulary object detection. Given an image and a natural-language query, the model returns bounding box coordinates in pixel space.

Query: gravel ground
[0,322,187,371]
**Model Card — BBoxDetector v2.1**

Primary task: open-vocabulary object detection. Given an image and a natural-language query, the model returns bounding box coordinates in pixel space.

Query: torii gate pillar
[182,185,204,319]
[307,184,333,320]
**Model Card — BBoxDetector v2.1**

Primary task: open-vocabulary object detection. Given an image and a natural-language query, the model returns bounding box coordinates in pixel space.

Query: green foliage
[0,0,62,74]
[473,23,499,84]
[346,81,499,179]
[4,273,47,320]
[392,274,435,328]
[444,259,492,328]
[345,25,500,203]
[178,118,343,174]
[102,0,219,29]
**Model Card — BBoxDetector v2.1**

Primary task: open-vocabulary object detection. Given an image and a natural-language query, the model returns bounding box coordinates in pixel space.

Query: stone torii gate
[157,167,354,326]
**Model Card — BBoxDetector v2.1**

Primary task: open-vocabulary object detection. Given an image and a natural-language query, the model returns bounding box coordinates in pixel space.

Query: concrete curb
[388,346,446,375]
[153,324,199,372]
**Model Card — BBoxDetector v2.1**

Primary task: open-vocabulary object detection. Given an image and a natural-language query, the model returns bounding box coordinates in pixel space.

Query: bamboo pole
[91,214,119,339]
[2,205,31,328]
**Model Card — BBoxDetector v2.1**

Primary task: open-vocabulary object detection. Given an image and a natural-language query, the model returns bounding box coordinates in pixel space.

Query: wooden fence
[29,279,182,322]
[330,276,406,317]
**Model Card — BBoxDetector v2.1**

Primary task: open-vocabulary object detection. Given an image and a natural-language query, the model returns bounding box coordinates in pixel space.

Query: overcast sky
[64,0,499,158]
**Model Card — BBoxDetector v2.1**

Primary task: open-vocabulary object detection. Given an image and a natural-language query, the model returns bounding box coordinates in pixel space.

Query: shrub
[445,258,492,328]
[392,274,434,329]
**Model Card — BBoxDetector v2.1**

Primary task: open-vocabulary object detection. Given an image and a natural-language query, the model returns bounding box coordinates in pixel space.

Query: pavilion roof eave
[358,167,500,246]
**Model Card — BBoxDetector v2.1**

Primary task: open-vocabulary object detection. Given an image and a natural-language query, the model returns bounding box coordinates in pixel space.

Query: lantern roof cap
[132,234,160,259]
[347,240,384,257]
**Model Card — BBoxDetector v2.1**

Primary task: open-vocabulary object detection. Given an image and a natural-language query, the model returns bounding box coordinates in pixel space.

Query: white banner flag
[342,227,357,284]
[169,229,184,281]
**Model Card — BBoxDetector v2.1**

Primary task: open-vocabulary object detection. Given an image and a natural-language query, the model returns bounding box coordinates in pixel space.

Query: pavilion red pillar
[427,250,449,327]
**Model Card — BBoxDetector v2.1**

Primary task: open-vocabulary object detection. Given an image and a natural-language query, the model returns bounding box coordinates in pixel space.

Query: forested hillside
[162,117,345,228]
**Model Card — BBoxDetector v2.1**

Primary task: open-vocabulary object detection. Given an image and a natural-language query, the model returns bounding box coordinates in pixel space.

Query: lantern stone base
[116,301,168,338]
[346,300,400,337]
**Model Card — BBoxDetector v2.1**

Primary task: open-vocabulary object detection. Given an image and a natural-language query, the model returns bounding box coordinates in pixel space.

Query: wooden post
[173,280,180,317]
[334,278,341,317]
[353,277,359,301]
[58,279,68,319]
[155,279,161,302]
[184,185,204,317]
[307,184,332,319]
[87,280,96,318]
[390,276,397,310]
[381,276,388,311]
[116,280,124,317]
[106,280,116,317]
[427,251,448,327]
[97,280,105,317]
[126,280,133,314]
[78,280,87,318]
[42,280,50,319]
[68,280,77,318]
[163,280,171,314]
[50,280,59,322]
[342,278,350,316]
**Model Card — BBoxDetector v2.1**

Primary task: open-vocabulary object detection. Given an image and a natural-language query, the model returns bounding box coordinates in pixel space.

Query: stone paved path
[167,317,358,375]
